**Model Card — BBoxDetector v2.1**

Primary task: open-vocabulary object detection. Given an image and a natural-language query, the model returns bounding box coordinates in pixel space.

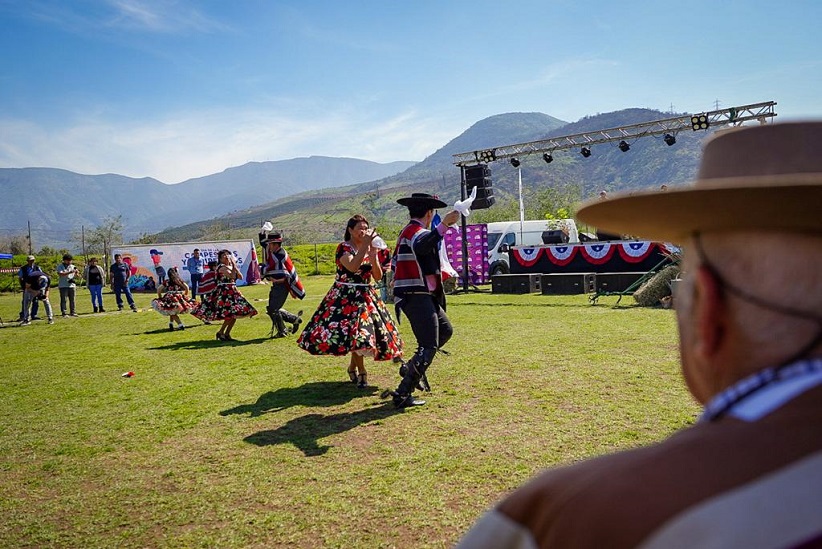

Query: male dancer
[259,230,305,338]
[386,193,460,408]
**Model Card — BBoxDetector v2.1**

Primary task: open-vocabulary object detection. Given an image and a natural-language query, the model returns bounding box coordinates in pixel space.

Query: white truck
[486,219,579,276]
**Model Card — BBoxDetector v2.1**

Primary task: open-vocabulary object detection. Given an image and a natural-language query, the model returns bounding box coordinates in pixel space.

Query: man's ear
[693,265,727,360]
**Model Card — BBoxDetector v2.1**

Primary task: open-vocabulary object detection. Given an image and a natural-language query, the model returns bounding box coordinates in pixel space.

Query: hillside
[0,157,415,249]
[151,109,704,244]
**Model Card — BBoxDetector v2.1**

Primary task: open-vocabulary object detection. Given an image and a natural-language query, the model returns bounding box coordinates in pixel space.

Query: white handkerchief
[261,221,274,232]
[454,185,477,217]
[371,236,388,250]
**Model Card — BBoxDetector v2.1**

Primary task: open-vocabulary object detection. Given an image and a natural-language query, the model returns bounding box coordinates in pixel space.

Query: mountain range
[2,108,707,249]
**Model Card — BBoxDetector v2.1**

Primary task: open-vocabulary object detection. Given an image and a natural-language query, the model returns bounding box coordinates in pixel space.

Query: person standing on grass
[18,255,41,321]
[384,193,460,409]
[109,254,137,312]
[83,257,106,313]
[259,229,304,338]
[297,214,403,388]
[457,122,822,548]
[186,248,205,299]
[151,267,196,331]
[20,269,54,325]
[192,249,257,341]
[56,253,80,317]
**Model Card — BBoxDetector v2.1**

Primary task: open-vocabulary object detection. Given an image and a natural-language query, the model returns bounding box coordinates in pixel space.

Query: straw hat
[576,121,822,243]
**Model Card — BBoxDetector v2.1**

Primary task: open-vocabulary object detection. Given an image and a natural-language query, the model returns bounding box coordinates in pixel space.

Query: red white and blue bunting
[545,245,578,266]
[579,243,615,265]
[512,247,542,267]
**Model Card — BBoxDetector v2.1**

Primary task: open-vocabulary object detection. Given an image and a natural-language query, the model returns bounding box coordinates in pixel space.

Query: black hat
[397,192,447,210]
[261,232,283,244]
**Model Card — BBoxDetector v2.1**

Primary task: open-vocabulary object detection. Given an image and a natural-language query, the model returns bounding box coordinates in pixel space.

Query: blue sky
[1,0,820,184]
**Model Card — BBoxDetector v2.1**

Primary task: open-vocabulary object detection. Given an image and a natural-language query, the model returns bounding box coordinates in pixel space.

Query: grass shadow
[243,403,401,456]
[147,336,274,350]
[220,381,377,417]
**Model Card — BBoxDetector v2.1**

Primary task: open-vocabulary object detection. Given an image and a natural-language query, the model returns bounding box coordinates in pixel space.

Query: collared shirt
[186,256,204,275]
[700,357,822,422]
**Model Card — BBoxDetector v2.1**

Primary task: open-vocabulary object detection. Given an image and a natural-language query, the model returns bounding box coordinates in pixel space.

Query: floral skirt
[191,284,257,321]
[297,281,403,361]
[151,292,197,316]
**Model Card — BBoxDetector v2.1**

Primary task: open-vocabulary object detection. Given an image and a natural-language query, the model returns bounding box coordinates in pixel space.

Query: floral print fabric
[297,242,403,360]
[151,286,197,316]
[191,273,257,321]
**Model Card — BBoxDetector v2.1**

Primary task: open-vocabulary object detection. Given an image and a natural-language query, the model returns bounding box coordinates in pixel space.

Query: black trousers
[400,293,453,351]
[268,282,289,312]
[268,282,300,323]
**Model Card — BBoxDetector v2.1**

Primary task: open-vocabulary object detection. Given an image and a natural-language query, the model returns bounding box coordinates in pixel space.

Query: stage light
[664,133,676,146]
[510,158,520,167]
[542,152,553,164]
[580,147,591,158]
[478,149,497,162]
[618,140,630,152]
[691,114,710,131]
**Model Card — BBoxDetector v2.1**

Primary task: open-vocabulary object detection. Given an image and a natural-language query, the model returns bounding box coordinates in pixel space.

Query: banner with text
[113,240,260,291]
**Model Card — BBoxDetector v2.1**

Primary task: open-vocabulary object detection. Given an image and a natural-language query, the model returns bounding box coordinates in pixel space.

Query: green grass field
[0,276,699,548]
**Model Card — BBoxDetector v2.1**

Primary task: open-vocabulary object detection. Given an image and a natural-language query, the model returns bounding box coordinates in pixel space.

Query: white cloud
[0,105,454,184]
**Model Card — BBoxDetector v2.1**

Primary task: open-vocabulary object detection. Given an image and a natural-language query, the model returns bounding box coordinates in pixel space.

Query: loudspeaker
[541,230,569,244]
[492,274,541,294]
[541,273,597,295]
[464,164,494,209]
[596,230,622,241]
[595,272,646,293]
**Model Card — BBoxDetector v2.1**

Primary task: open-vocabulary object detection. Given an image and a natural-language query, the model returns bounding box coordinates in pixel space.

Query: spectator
[457,122,822,548]
[109,254,137,312]
[17,255,41,321]
[20,269,54,325]
[56,253,80,317]
[186,248,205,299]
[83,257,106,313]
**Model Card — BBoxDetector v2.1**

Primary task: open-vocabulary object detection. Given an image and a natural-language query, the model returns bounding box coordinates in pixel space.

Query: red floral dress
[297,242,403,360]
[191,269,257,321]
[151,281,197,316]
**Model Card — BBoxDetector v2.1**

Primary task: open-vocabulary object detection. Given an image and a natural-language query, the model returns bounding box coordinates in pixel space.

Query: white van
[486,219,579,276]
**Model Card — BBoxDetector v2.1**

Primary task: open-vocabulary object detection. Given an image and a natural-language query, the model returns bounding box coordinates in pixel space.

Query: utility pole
[27,220,32,254]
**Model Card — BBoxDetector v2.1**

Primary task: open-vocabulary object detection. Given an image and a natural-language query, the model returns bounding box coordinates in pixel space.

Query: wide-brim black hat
[261,232,283,244]
[397,192,447,210]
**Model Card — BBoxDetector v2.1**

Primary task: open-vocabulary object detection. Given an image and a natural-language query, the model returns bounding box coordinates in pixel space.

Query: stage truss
[452,100,777,166]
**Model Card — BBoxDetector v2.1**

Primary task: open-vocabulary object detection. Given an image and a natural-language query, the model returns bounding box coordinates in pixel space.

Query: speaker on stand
[464,164,494,209]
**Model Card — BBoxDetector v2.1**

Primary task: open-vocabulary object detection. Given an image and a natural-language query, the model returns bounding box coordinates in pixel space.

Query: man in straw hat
[385,193,461,408]
[456,122,822,548]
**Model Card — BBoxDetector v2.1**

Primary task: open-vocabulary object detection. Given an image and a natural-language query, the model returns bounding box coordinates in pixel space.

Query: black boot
[392,391,426,409]
[280,309,303,334]
[267,308,288,338]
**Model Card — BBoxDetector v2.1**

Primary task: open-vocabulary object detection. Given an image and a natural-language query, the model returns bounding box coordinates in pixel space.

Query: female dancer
[193,250,257,341]
[297,214,403,387]
[151,266,197,330]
